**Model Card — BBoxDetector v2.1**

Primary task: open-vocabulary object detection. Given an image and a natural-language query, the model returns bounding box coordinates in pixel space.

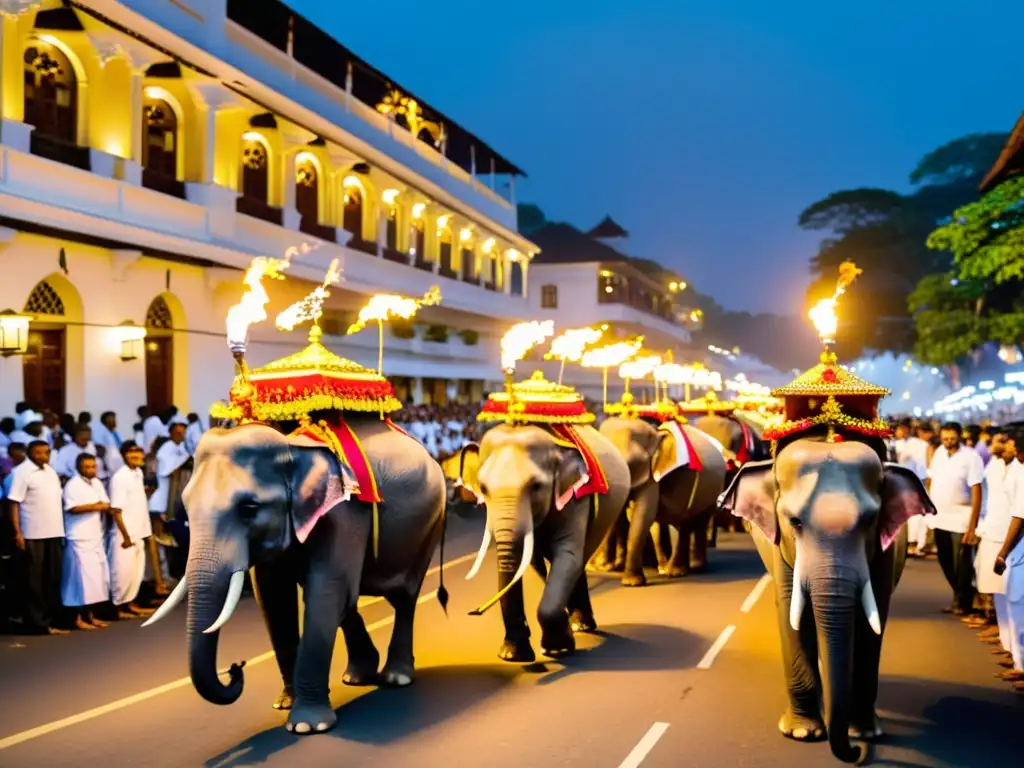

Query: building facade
[0,0,539,426]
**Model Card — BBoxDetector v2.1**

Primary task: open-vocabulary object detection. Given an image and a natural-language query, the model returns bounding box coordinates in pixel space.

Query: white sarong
[61,538,111,607]
[107,528,146,605]
[975,538,1008,595]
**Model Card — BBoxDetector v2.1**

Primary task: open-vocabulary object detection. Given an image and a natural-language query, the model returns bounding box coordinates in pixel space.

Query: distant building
[980,113,1024,192]
[0,0,540,421]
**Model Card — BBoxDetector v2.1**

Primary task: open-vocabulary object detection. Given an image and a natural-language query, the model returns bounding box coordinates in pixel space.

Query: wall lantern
[0,309,31,357]
[459,227,472,242]
[117,320,147,361]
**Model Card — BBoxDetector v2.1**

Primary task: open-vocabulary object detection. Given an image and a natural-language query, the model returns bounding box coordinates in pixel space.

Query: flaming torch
[808,260,862,349]
[275,258,342,336]
[619,354,662,399]
[347,286,442,374]
[544,326,603,385]
[580,338,643,407]
[500,320,555,420]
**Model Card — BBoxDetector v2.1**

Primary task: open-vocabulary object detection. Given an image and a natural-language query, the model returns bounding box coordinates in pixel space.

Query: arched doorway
[410,218,426,263]
[343,180,364,240]
[295,155,319,224]
[145,296,174,413]
[142,96,178,179]
[241,134,270,203]
[438,225,453,274]
[510,261,524,296]
[22,280,67,414]
[23,41,77,143]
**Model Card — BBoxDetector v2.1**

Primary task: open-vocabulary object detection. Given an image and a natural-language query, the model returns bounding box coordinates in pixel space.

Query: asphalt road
[0,512,1020,768]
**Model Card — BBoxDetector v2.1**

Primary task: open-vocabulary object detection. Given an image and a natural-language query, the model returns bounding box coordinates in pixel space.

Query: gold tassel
[688,471,701,508]
[372,501,380,561]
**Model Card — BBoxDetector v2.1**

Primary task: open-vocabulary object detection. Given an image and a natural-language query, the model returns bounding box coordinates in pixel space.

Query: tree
[516,203,548,236]
[799,132,1008,359]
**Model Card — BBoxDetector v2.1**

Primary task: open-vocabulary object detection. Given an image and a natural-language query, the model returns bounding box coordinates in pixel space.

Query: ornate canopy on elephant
[604,393,686,425]
[677,390,739,417]
[762,350,891,445]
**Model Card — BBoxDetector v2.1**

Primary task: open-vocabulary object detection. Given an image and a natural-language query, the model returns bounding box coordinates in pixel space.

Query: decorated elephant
[721,432,934,763]
[459,419,630,662]
[144,417,447,735]
[594,412,727,585]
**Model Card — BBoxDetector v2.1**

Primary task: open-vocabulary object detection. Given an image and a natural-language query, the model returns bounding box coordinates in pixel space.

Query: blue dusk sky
[287,0,1024,313]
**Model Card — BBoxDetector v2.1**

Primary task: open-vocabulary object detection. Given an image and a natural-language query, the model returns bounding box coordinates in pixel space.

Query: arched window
[343,182,364,240]
[409,218,426,262]
[295,156,319,223]
[241,135,270,203]
[145,296,174,413]
[438,220,453,274]
[143,97,178,179]
[23,42,77,143]
[385,206,398,250]
[22,279,68,414]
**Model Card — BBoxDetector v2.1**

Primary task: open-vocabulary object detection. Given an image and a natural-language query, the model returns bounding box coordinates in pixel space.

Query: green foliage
[909,133,1011,187]
[423,324,449,343]
[459,329,479,346]
[797,188,905,232]
[390,319,416,339]
[908,273,986,365]
[517,204,548,236]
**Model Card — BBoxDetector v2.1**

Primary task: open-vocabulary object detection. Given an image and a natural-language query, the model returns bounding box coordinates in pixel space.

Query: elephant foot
[621,571,647,587]
[689,560,709,574]
[380,659,415,687]
[588,559,617,573]
[541,627,576,658]
[342,653,380,686]
[849,714,884,741]
[778,709,825,742]
[664,565,690,578]
[272,685,295,710]
[285,702,337,735]
[612,558,626,572]
[569,610,597,633]
[498,639,536,663]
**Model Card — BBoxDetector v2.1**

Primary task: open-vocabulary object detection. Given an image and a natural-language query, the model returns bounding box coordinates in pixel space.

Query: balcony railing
[236,195,283,225]
[414,257,434,272]
[348,238,377,256]
[30,132,90,171]
[382,247,408,264]
[298,216,336,242]
[142,168,186,199]
[439,266,458,280]
[483,282,496,292]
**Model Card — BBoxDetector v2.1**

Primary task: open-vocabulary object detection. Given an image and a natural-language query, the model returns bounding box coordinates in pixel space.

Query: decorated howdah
[212,325,403,423]
[677,390,738,417]
[479,369,594,425]
[604,393,684,424]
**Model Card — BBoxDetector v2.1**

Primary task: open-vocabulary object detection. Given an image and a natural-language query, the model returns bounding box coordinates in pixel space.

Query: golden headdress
[678,390,739,417]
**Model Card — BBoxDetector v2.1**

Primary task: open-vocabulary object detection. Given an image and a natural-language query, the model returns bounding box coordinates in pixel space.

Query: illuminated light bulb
[412,202,426,219]
[546,327,604,364]
[460,227,472,242]
[501,320,555,372]
[482,237,496,254]
[275,259,342,331]
[382,188,399,205]
[437,214,450,230]
[669,281,678,291]
[342,175,361,189]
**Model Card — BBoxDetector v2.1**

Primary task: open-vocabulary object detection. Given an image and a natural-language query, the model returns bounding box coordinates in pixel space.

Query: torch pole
[376,319,384,375]
[558,357,566,386]
[602,367,608,407]
[685,383,691,403]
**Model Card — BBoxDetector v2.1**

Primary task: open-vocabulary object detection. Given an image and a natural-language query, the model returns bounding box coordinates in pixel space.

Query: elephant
[593,417,727,585]
[458,422,629,662]
[693,412,770,543]
[143,416,447,735]
[720,433,934,764]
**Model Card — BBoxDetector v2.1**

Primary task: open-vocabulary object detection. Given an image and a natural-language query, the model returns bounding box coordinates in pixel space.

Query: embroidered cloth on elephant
[652,421,706,481]
[291,418,395,504]
[548,424,610,499]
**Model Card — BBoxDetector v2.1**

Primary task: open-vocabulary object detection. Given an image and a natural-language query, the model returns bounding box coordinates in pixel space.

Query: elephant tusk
[789,544,805,632]
[466,526,492,580]
[861,580,882,635]
[203,571,246,634]
[469,528,534,616]
[141,576,188,627]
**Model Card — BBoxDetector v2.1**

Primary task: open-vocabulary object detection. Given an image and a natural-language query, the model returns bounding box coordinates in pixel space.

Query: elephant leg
[340,609,380,686]
[568,571,597,633]
[665,525,691,578]
[690,512,711,572]
[623,483,658,586]
[538,545,584,658]
[850,555,897,740]
[381,589,418,687]
[498,575,535,663]
[251,558,299,711]
[652,522,670,573]
[709,514,719,548]
[773,548,825,741]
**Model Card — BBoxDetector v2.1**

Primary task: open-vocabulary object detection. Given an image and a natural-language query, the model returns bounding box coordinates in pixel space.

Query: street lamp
[117,320,147,361]
[0,309,31,357]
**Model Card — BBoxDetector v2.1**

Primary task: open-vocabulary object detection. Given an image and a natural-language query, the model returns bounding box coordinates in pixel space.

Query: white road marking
[696,625,736,670]
[740,574,772,613]
[0,552,476,752]
[617,722,670,768]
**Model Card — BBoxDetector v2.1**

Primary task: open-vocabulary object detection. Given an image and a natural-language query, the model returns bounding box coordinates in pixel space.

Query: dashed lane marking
[696,625,736,670]
[617,722,670,768]
[0,552,477,752]
[740,573,772,613]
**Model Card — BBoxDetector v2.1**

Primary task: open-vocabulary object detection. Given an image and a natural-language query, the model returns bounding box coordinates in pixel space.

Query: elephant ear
[879,463,936,552]
[455,443,484,505]
[650,429,675,482]
[287,443,356,544]
[554,448,587,511]
[719,459,777,544]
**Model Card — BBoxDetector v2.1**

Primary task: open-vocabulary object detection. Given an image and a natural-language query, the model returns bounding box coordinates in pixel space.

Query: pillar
[129,70,144,164]
[1,5,36,150]
[412,377,424,404]
[503,257,512,295]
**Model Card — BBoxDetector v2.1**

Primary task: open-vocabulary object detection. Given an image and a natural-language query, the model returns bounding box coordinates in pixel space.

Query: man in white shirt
[52,424,105,483]
[142,408,172,454]
[62,453,113,631]
[927,421,985,615]
[995,430,1024,692]
[9,410,43,447]
[106,442,153,618]
[149,422,192,589]
[975,429,1014,635]
[92,411,125,478]
[7,440,69,635]
[894,419,932,556]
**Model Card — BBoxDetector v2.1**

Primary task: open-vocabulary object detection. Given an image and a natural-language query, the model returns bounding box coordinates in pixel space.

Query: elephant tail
[437,491,450,616]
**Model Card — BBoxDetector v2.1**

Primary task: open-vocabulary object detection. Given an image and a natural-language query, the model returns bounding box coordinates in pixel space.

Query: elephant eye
[788,516,802,530]
[529,480,543,494]
[478,482,490,497]
[237,498,260,521]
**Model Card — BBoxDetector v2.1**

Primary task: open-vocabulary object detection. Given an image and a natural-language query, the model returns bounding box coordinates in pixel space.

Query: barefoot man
[61,454,112,631]
[107,442,154,618]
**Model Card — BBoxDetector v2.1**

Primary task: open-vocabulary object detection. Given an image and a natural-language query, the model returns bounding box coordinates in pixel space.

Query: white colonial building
[0,0,539,427]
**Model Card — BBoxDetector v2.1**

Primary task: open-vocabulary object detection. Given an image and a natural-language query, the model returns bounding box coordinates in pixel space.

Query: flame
[809,260,862,344]
[275,259,342,331]
[346,286,442,335]
[619,355,662,381]
[726,375,771,397]
[580,339,643,369]
[656,362,723,389]
[545,327,603,363]
[501,320,555,371]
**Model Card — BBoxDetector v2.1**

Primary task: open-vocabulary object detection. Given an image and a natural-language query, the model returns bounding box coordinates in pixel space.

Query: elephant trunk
[186,549,245,705]
[810,572,867,765]
[469,495,533,616]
